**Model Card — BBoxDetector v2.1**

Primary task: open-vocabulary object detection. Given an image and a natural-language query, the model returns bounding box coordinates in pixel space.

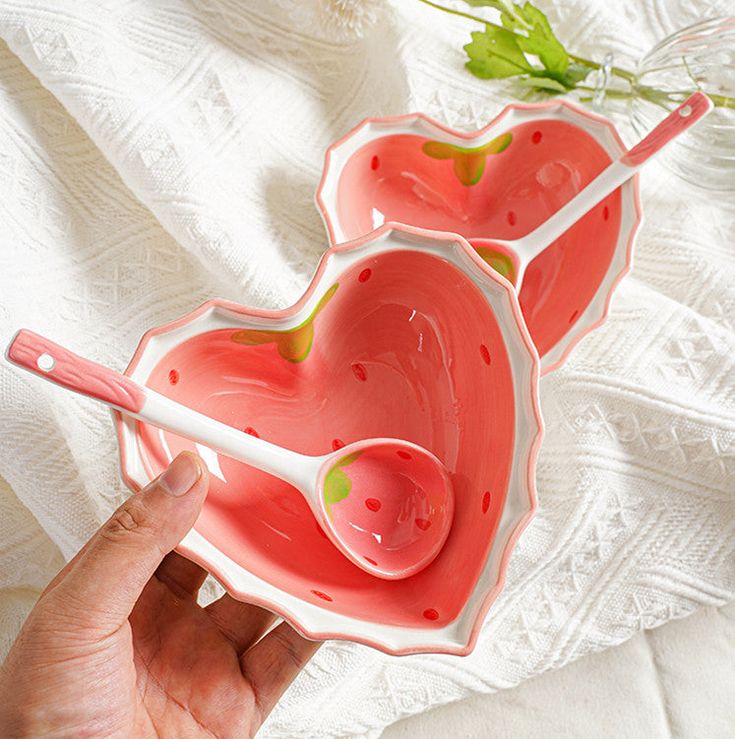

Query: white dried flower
[317,0,385,39]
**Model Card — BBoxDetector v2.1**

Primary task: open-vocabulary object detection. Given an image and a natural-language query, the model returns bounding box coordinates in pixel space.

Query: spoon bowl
[317,439,454,579]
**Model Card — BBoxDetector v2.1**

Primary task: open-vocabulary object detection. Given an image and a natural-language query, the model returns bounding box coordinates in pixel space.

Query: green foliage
[460,0,594,92]
[421,0,731,109]
[500,2,567,74]
[465,26,532,79]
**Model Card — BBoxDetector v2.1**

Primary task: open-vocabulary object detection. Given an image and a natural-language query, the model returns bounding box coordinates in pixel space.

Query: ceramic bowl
[115,224,543,656]
[316,102,643,373]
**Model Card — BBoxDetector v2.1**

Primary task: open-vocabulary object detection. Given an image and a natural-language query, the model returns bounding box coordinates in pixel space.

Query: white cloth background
[0,1,733,737]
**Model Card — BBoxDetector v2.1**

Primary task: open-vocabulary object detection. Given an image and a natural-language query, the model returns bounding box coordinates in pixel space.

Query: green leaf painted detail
[422,133,512,186]
[231,283,338,362]
[475,246,517,284]
[322,450,363,518]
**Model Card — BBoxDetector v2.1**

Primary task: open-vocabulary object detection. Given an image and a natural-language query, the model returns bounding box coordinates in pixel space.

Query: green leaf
[464,26,532,79]
[500,2,568,74]
[516,75,568,93]
[561,62,594,86]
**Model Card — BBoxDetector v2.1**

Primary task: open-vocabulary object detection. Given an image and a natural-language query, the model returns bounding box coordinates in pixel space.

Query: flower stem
[416,0,499,27]
[568,53,635,84]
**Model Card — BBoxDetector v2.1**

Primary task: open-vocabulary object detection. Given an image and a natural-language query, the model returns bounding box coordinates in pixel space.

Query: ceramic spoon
[6,330,454,580]
[476,92,713,288]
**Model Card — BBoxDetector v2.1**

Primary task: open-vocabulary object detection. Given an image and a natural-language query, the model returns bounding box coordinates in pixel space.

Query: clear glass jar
[630,17,735,191]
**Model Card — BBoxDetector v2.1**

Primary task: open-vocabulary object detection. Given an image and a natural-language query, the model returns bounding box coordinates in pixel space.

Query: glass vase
[630,17,735,191]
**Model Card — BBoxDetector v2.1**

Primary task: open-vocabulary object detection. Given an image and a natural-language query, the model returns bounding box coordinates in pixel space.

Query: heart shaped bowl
[316,102,643,373]
[115,224,543,656]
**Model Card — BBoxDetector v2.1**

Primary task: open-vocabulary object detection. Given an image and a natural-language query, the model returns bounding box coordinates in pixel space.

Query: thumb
[50,452,208,632]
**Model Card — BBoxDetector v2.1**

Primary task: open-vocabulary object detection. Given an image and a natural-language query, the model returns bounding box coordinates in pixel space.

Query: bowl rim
[114,222,544,656]
[314,101,643,375]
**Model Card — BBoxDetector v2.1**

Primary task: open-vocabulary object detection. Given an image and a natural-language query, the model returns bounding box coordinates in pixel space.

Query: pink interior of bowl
[334,120,622,357]
[134,251,515,628]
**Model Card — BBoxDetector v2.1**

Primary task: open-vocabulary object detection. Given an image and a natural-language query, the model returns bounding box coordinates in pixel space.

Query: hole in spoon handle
[6,329,144,414]
[621,92,713,167]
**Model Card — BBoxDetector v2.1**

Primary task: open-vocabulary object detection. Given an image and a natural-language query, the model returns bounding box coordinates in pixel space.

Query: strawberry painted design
[321,444,452,577]
[231,283,338,362]
[422,133,512,186]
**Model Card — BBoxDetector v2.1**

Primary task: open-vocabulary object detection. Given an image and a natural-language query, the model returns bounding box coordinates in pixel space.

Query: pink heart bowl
[115,224,543,656]
[315,102,643,373]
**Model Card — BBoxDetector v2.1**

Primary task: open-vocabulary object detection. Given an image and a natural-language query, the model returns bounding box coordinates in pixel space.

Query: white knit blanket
[0,1,733,737]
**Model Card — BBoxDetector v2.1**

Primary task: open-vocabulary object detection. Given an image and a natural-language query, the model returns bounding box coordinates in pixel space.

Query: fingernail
[158,453,202,497]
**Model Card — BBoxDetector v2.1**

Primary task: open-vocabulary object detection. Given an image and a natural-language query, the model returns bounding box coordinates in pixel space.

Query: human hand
[0,452,320,738]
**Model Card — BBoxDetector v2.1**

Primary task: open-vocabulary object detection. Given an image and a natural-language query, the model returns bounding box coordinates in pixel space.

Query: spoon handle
[515,92,713,263]
[621,92,712,166]
[5,329,320,492]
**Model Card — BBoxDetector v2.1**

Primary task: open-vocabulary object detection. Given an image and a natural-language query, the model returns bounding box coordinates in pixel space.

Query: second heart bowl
[316,102,643,373]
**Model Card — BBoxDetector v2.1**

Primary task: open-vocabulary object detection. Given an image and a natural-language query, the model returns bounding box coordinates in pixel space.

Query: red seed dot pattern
[311,589,333,602]
[358,268,372,283]
[332,438,345,451]
[244,427,259,437]
[365,498,382,512]
[168,369,179,385]
[482,490,491,514]
[532,130,543,144]
[480,344,491,365]
[423,608,439,621]
[371,155,380,170]
[352,362,367,381]
[507,211,517,226]
[415,518,431,530]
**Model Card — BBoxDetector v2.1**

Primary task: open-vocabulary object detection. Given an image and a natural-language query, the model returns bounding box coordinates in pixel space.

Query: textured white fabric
[383,602,735,738]
[0,1,733,737]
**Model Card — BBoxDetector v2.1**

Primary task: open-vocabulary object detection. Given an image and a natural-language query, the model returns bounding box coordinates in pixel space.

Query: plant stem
[576,85,635,100]
[568,53,635,83]
[417,0,499,27]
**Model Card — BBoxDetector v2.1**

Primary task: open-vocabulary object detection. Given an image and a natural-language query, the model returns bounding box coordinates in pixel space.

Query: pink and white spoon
[476,92,713,288]
[6,330,454,580]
